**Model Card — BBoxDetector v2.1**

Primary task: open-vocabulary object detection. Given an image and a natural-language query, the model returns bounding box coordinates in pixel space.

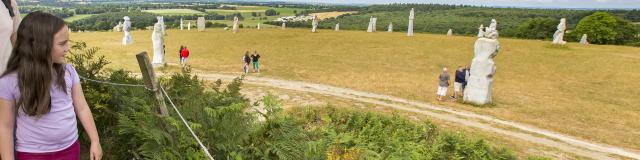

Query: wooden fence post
[136,52,169,116]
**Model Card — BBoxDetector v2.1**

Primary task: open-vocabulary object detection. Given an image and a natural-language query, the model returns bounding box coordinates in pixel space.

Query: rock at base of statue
[463,38,499,105]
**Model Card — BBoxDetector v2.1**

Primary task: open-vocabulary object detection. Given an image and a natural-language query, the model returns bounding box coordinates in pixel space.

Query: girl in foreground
[0,11,102,160]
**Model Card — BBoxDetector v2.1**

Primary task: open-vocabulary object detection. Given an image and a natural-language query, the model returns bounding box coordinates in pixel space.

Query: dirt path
[174,68,639,159]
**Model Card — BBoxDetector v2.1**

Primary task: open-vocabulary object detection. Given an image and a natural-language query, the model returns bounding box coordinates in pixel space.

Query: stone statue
[232,16,239,33]
[447,29,453,36]
[197,17,205,32]
[335,23,339,31]
[477,24,484,37]
[180,18,184,30]
[156,16,167,36]
[388,22,393,32]
[367,16,373,32]
[151,22,165,67]
[282,22,286,30]
[122,16,132,45]
[257,23,261,30]
[311,15,318,33]
[188,21,191,30]
[580,34,588,44]
[408,8,414,37]
[372,17,377,32]
[484,19,498,39]
[464,19,500,105]
[113,21,123,32]
[552,18,567,45]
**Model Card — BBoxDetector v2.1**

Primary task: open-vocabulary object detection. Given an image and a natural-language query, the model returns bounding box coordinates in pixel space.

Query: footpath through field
[162,65,640,159]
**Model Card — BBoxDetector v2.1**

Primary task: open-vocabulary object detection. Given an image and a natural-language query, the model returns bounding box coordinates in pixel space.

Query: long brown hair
[1,11,67,116]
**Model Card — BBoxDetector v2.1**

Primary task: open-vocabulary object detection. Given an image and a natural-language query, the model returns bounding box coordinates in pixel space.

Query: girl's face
[51,25,70,64]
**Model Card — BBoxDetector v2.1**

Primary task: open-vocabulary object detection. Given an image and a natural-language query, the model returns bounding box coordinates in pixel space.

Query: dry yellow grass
[311,11,358,20]
[71,28,640,152]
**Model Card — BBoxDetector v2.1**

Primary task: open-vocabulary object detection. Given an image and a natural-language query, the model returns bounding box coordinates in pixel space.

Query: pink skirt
[16,140,80,160]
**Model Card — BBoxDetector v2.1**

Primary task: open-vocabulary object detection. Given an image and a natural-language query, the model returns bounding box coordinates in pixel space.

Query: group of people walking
[437,65,470,102]
[242,51,261,74]
[178,45,190,66]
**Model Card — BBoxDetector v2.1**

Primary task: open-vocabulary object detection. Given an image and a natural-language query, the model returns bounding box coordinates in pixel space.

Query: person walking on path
[178,45,184,64]
[243,51,251,75]
[0,12,102,160]
[251,51,261,72]
[436,67,451,102]
[453,66,465,99]
[180,46,190,66]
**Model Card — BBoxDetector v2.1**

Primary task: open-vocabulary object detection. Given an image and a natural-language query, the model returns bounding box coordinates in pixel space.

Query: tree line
[277,4,640,46]
[68,11,244,31]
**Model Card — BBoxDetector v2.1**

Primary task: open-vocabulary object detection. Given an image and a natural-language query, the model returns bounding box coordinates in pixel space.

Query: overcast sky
[274,0,640,9]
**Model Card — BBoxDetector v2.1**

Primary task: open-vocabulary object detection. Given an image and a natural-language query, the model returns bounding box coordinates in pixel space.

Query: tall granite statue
[122,16,132,45]
[113,21,123,32]
[180,18,184,30]
[188,21,191,30]
[464,19,500,105]
[311,15,318,33]
[335,23,339,31]
[232,16,239,33]
[407,8,414,37]
[151,22,165,67]
[372,17,377,32]
[580,34,588,44]
[552,18,567,45]
[197,17,205,32]
[477,24,484,37]
[257,23,261,30]
[367,16,373,32]
[388,22,393,32]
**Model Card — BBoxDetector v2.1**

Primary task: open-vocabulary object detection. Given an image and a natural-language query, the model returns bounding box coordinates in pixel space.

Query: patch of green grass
[544,44,571,50]
[527,156,552,160]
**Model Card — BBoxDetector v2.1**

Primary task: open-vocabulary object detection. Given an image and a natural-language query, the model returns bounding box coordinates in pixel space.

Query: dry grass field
[71,28,640,152]
[311,11,359,19]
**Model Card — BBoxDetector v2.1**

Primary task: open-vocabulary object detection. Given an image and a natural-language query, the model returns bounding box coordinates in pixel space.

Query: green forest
[68,41,516,159]
[269,4,640,46]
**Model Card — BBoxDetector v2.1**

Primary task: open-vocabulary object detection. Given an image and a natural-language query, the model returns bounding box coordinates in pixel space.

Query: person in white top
[1,0,21,74]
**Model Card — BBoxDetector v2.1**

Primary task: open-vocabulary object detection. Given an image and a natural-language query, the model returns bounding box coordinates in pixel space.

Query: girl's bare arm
[0,99,16,160]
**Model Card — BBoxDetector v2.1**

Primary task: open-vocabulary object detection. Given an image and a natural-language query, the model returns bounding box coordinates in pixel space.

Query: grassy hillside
[71,28,640,152]
[142,9,206,15]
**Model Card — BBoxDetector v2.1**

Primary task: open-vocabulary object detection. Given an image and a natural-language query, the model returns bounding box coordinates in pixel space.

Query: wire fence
[79,75,215,160]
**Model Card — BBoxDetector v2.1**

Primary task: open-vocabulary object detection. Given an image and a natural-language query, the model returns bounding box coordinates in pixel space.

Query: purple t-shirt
[0,64,80,153]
